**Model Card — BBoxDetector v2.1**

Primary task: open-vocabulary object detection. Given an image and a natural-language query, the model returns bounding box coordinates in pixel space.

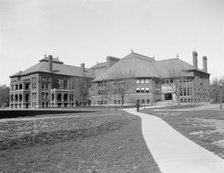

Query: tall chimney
[192,51,198,69]
[48,55,53,72]
[81,63,85,72]
[203,56,207,73]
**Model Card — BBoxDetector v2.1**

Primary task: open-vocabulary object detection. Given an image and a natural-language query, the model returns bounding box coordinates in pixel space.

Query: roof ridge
[124,52,155,62]
[157,58,178,62]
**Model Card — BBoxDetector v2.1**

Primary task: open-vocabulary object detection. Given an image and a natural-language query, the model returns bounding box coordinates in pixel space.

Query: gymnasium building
[9,51,210,108]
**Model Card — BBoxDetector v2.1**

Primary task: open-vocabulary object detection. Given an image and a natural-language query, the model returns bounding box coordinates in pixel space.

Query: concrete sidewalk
[124,108,224,173]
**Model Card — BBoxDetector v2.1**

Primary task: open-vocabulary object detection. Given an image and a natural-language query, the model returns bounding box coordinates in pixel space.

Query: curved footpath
[124,108,224,173]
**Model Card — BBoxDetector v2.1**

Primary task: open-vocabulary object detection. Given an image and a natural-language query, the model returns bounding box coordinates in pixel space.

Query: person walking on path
[136,101,140,112]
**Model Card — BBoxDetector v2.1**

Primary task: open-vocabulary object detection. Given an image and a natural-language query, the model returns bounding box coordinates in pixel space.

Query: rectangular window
[141,88,145,93]
[184,88,186,96]
[136,79,140,83]
[42,92,45,99]
[136,88,140,93]
[19,84,23,90]
[32,83,37,90]
[145,88,149,93]
[141,79,144,83]
[145,79,149,83]
[46,93,49,99]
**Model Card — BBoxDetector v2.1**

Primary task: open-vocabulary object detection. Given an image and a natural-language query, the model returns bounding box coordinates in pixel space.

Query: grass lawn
[142,109,224,159]
[0,110,161,173]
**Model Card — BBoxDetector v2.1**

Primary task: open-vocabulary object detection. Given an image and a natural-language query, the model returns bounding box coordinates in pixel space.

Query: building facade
[10,55,93,109]
[10,51,210,108]
[91,51,210,106]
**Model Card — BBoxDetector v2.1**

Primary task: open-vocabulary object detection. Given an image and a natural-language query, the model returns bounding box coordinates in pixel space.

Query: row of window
[32,92,37,100]
[97,99,151,105]
[32,83,37,89]
[136,79,149,84]
[180,88,192,96]
[11,94,29,102]
[53,93,74,102]
[42,77,50,82]
[11,83,30,90]
[42,83,49,89]
[98,90,107,95]
[136,88,150,93]
[162,78,192,84]
[54,79,69,89]
[42,92,49,100]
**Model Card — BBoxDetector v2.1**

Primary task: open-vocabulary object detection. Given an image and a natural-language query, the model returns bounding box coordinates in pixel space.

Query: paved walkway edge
[124,108,224,173]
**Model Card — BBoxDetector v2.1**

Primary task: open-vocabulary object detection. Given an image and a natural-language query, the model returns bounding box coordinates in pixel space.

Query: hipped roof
[93,52,208,82]
[10,58,94,78]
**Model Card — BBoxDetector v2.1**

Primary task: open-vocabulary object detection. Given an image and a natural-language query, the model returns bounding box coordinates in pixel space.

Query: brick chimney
[48,55,53,72]
[192,51,198,70]
[106,56,120,68]
[203,56,207,73]
[81,63,85,72]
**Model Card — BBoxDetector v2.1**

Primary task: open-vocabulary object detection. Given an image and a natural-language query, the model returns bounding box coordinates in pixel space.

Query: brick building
[9,51,210,108]
[91,51,210,106]
[10,55,93,109]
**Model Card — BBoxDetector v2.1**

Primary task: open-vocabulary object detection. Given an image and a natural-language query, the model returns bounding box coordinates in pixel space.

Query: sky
[0,0,224,85]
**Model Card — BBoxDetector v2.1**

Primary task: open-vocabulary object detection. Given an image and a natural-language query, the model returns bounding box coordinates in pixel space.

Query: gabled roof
[10,58,94,78]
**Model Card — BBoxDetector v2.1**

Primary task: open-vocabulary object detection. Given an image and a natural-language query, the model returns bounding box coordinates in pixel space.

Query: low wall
[0,109,97,119]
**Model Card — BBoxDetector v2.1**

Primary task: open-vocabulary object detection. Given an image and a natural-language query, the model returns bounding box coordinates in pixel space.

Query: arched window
[19,94,22,102]
[118,100,121,105]
[11,95,14,102]
[70,94,73,101]
[136,99,140,104]
[64,93,68,101]
[142,99,145,104]
[146,99,150,104]
[54,79,60,89]
[25,94,29,102]
[52,93,54,101]
[63,80,68,89]
[114,100,117,105]
[57,93,61,101]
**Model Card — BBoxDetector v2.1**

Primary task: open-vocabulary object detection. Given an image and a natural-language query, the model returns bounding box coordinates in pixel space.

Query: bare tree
[210,77,224,103]
[109,70,135,107]
[70,77,92,106]
[0,85,10,108]
[164,68,186,107]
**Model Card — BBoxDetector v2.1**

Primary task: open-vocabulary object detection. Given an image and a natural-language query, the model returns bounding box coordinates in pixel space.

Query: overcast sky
[0,0,224,85]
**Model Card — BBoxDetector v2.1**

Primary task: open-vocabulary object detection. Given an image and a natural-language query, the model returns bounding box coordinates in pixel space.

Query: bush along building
[10,55,94,109]
[90,51,210,107]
